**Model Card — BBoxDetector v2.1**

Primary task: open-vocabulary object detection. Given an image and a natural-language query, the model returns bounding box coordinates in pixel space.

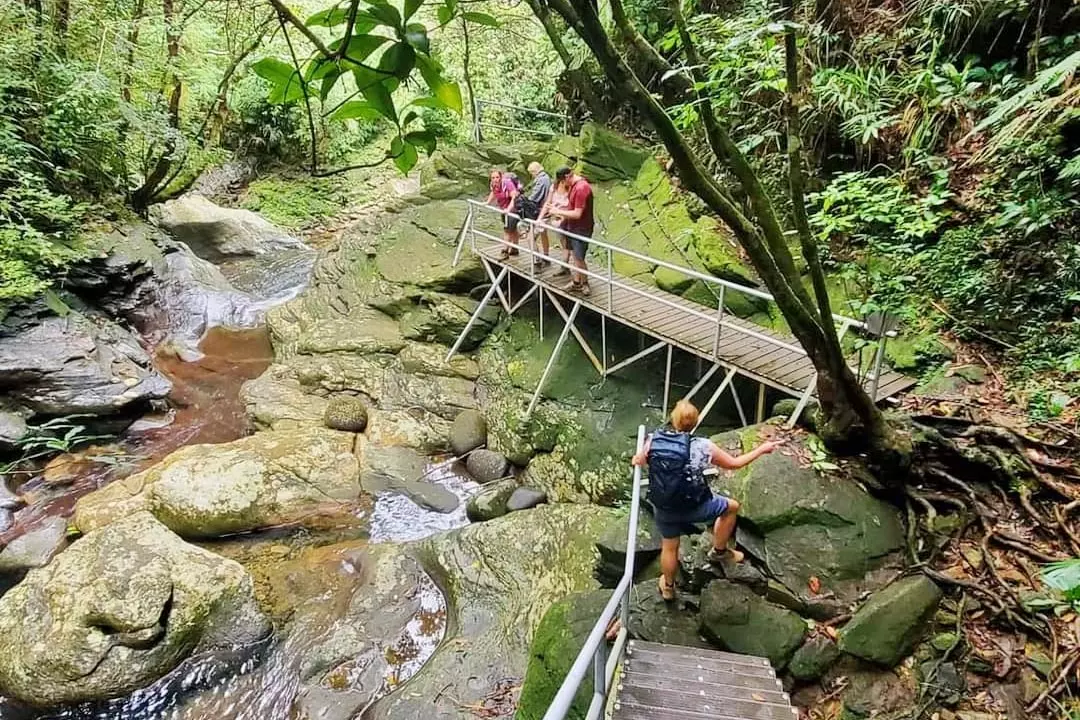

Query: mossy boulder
[887,332,953,372]
[517,589,609,720]
[374,200,485,292]
[577,122,649,181]
[323,396,369,432]
[450,409,487,456]
[710,426,906,614]
[507,487,547,512]
[699,580,807,668]
[466,477,517,522]
[789,634,841,681]
[398,292,499,348]
[595,510,663,587]
[838,575,943,666]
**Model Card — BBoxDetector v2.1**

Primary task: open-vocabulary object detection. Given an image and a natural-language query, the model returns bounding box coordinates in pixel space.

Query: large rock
[466,476,518,522]
[0,411,26,451]
[374,201,486,292]
[789,634,841,681]
[372,504,615,719]
[699,580,807,668]
[0,311,171,417]
[73,428,361,538]
[0,512,269,706]
[360,444,459,513]
[595,510,663,587]
[507,487,548,512]
[711,426,906,615]
[465,448,509,482]
[150,194,306,263]
[577,122,649,181]
[450,409,487,456]
[838,575,943,666]
[398,293,498,349]
[0,516,68,576]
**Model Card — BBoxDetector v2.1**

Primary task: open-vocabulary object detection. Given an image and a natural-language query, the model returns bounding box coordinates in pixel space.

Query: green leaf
[406,129,436,154]
[391,136,419,173]
[42,289,70,317]
[405,23,430,54]
[306,5,351,26]
[320,69,344,100]
[402,109,419,127]
[403,0,424,21]
[379,42,416,79]
[415,54,462,113]
[408,96,445,108]
[333,33,390,64]
[252,57,305,104]
[1044,559,1080,601]
[366,0,402,30]
[330,100,384,121]
[436,5,453,24]
[361,78,398,121]
[462,11,499,26]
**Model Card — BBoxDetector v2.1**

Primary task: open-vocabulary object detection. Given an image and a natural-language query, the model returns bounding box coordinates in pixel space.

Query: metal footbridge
[448,201,914,428]
[541,427,799,720]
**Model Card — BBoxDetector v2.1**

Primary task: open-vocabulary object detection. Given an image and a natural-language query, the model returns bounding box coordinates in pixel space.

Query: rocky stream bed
[0,128,1005,720]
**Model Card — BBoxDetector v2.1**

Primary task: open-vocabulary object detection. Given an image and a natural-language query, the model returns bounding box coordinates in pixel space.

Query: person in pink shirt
[484,169,521,259]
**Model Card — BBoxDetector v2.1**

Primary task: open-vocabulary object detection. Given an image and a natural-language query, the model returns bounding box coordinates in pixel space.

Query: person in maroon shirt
[550,167,594,296]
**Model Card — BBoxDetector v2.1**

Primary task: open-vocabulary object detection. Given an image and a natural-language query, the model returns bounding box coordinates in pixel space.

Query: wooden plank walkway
[613,641,798,720]
[478,244,915,402]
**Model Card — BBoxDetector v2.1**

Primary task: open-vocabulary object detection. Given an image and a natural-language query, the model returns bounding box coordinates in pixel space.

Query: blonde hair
[670,400,699,432]
[528,161,543,174]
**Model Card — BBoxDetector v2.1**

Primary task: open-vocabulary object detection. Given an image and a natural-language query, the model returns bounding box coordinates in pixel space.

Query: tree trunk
[523,0,607,123]
[52,0,69,48]
[461,15,477,138]
[131,0,181,207]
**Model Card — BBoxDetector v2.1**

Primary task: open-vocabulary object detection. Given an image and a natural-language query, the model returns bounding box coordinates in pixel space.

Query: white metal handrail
[472,98,570,142]
[542,425,646,720]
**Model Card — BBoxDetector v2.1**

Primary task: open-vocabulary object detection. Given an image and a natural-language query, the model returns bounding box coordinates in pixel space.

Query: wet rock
[711,426,906,613]
[839,575,942,667]
[0,516,68,575]
[0,411,26,451]
[398,342,479,380]
[361,444,459,513]
[73,428,360,538]
[0,477,23,510]
[507,487,548,512]
[241,363,329,430]
[789,634,841,681]
[595,510,663,587]
[465,448,510,483]
[373,504,615,719]
[465,477,517,522]
[0,512,269,706]
[450,409,487,456]
[0,510,12,534]
[364,408,451,453]
[150,194,305,263]
[699,580,807,668]
[0,311,171,417]
[323,396,369,432]
[399,293,498,349]
[577,121,649,181]
[627,579,711,648]
[836,658,918,717]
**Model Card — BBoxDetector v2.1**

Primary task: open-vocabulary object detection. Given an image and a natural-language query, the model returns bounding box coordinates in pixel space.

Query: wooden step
[628,640,773,671]
[615,686,797,720]
[620,669,788,705]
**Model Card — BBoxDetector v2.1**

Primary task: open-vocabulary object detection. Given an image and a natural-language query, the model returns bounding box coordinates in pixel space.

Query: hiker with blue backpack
[632,399,779,601]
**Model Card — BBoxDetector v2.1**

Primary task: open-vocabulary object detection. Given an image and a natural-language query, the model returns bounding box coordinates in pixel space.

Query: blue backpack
[647,429,711,511]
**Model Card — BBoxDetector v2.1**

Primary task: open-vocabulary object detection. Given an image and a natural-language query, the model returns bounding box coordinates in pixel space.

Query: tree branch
[278,11,319,174]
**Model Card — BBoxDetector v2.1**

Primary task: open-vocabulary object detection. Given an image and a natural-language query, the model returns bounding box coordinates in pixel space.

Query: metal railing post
[869,332,889,400]
[473,99,482,143]
[712,286,726,358]
[607,248,613,313]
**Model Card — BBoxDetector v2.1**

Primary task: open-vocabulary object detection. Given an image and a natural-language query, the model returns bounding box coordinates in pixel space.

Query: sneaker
[561,280,581,293]
[707,547,744,565]
[532,258,550,270]
[580,283,591,297]
[552,266,570,278]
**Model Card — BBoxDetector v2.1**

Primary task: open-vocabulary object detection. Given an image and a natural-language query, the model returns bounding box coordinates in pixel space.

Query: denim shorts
[653,494,730,539]
[569,235,589,261]
[504,213,520,232]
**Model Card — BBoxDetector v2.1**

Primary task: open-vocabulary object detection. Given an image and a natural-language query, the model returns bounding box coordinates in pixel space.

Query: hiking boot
[580,282,591,297]
[552,266,570,278]
[532,257,550,270]
[561,280,582,294]
[707,547,744,565]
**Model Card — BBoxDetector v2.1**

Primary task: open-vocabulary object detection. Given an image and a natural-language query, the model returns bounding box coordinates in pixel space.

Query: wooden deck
[478,244,915,402]
[613,641,798,720]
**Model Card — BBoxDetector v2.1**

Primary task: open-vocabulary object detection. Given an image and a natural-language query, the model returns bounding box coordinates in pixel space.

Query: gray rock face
[507,487,548,512]
[839,575,943,666]
[0,411,27,451]
[465,477,517,522]
[0,512,270,706]
[0,516,68,575]
[0,311,171,416]
[698,580,807,669]
[789,634,841,681]
[361,444,460,513]
[150,194,305,263]
[595,511,663,587]
[74,428,361,538]
[450,409,487,456]
[465,448,509,483]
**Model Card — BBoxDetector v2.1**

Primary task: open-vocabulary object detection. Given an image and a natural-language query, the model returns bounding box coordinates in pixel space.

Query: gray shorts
[569,235,589,261]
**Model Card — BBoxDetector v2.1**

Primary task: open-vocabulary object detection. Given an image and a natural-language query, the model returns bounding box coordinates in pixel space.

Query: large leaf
[405,129,436,154]
[415,54,462,113]
[1044,559,1080,601]
[403,0,424,21]
[436,4,453,25]
[366,0,402,30]
[320,69,344,100]
[361,78,398,121]
[390,136,419,173]
[379,42,416,79]
[408,96,445,108]
[330,100,384,121]
[252,57,306,104]
[332,33,390,65]
[462,11,499,26]
[405,23,430,54]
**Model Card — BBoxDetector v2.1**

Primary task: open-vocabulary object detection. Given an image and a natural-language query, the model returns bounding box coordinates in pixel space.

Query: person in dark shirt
[550,167,594,296]
[521,162,553,269]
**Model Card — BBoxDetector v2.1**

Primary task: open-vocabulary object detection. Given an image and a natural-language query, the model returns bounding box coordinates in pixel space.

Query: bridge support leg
[452,207,473,268]
[786,375,817,429]
[693,367,737,432]
[538,286,544,340]
[547,291,603,376]
[756,383,766,423]
[480,256,511,313]
[731,381,748,427]
[526,301,581,419]
[684,363,721,403]
[662,344,673,415]
[601,316,607,374]
[445,267,508,363]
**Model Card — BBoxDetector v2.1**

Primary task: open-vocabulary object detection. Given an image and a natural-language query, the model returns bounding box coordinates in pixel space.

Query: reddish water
[1,326,273,545]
